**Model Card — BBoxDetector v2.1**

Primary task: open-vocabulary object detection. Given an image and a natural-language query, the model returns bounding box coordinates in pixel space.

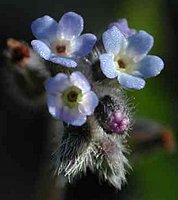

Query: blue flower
[108,18,136,38]
[31,12,97,68]
[45,71,99,126]
[99,26,164,90]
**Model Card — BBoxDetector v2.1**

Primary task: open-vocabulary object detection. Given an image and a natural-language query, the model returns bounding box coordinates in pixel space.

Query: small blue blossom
[99,26,164,90]
[45,71,99,126]
[108,18,136,38]
[31,12,97,68]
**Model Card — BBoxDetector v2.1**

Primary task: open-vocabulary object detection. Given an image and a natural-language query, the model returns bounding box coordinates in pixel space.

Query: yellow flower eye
[62,86,83,108]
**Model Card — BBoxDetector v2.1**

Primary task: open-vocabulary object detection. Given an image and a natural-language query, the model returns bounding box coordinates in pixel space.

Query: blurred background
[0,0,178,199]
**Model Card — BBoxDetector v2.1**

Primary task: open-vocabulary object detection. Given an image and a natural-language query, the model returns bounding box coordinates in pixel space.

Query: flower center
[52,39,71,56]
[62,86,83,108]
[56,45,66,55]
[117,59,126,69]
[67,91,78,102]
[114,54,135,73]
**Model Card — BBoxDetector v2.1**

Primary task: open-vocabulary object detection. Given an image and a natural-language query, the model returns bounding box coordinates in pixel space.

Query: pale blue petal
[137,55,164,78]
[118,73,145,90]
[31,15,57,41]
[49,54,77,68]
[57,12,84,40]
[131,70,143,77]
[31,40,51,60]
[61,106,87,126]
[102,26,126,55]
[126,31,154,61]
[79,91,99,115]
[47,98,87,125]
[45,73,70,94]
[70,71,91,93]
[47,94,63,119]
[72,33,97,56]
[108,18,136,38]
[70,112,87,126]
[99,53,118,79]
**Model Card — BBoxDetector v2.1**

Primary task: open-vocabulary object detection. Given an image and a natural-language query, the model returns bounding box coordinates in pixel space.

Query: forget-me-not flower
[31,12,97,68]
[99,26,164,90]
[45,71,99,126]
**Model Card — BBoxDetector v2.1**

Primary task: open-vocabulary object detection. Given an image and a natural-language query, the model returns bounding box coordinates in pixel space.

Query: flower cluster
[31,11,164,126]
[30,11,164,189]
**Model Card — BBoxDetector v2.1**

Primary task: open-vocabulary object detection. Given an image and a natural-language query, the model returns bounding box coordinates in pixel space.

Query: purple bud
[107,110,130,134]
[108,18,136,38]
